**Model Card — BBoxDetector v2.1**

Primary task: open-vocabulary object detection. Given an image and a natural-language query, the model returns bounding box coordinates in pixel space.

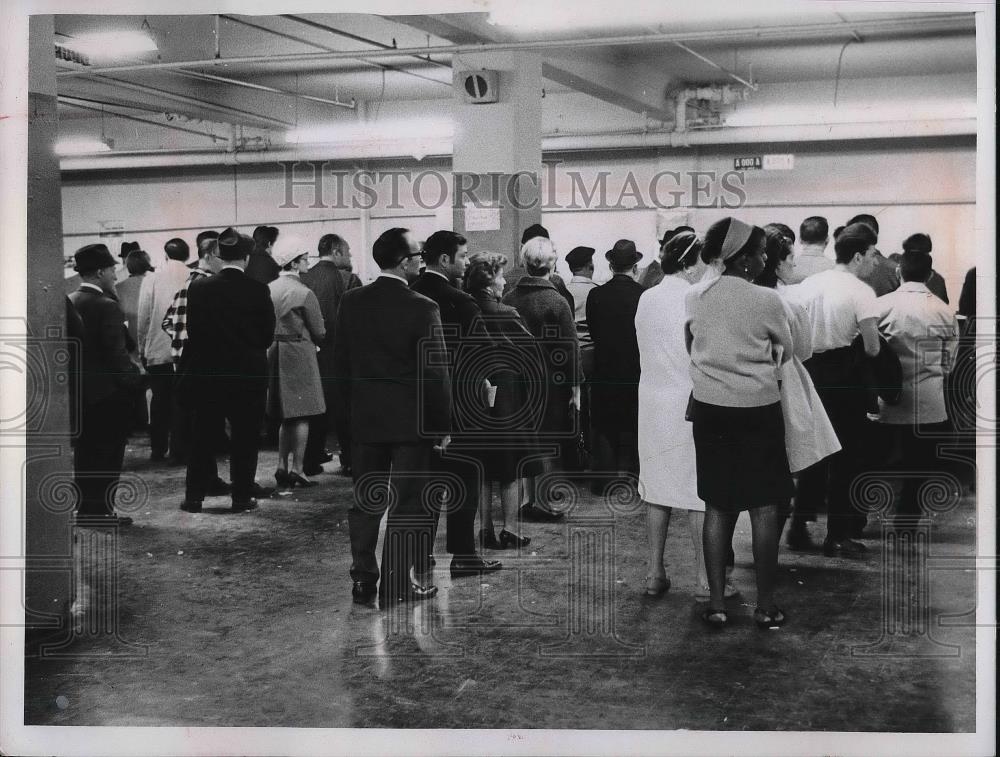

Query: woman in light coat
[267,236,326,488]
[637,231,738,599]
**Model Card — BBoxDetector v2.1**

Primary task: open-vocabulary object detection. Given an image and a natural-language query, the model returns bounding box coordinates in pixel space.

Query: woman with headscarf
[684,217,794,629]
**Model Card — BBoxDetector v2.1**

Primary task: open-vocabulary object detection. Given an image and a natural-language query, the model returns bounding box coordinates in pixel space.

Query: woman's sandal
[645,575,671,596]
[701,608,729,629]
[754,607,787,629]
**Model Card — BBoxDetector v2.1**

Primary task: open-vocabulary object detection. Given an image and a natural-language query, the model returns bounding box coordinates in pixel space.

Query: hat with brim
[120,241,141,259]
[272,235,310,268]
[605,239,643,268]
[75,243,118,274]
[218,227,254,260]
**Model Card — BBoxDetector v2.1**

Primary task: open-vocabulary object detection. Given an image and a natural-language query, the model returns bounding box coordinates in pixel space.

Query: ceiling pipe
[58,118,975,171]
[58,97,224,141]
[168,68,356,109]
[219,14,449,89]
[55,14,974,78]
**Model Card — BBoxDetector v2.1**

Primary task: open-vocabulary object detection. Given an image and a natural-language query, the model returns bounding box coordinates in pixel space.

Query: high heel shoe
[275,469,290,488]
[479,528,501,550]
[288,471,318,488]
[498,529,530,549]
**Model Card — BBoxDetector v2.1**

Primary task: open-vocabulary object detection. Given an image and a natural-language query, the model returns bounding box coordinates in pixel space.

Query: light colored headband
[719,218,754,262]
[677,234,700,264]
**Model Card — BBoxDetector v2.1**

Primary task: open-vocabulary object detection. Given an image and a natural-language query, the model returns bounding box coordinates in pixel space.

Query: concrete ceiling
[53,11,977,142]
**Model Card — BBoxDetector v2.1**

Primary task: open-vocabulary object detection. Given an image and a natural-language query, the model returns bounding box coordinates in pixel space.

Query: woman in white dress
[636,231,738,598]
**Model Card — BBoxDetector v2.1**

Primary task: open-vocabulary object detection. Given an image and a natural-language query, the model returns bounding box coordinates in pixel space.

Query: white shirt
[565,275,598,324]
[424,268,449,282]
[784,267,880,353]
[874,281,959,425]
[137,258,196,366]
[786,242,834,284]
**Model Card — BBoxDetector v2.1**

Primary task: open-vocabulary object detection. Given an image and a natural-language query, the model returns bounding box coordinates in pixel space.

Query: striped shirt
[161,268,210,364]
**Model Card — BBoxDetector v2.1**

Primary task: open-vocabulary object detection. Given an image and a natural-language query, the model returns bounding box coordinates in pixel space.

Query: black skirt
[691,399,794,512]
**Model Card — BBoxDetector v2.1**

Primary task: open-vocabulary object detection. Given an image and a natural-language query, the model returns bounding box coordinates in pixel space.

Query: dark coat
[178,268,276,392]
[504,267,574,313]
[333,276,452,444]
[502,276,581,435]
[926,270,949,304]
[468,290,545,479]
[67,285,140,408]
[245,251,280,285]
[586,274,644,432]
[410,271,482,352]
[300,260,362,373]
[65,295,86,425]
[858,251,900,297]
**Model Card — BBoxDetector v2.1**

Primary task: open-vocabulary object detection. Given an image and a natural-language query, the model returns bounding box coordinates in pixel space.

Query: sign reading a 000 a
[734,156,763,170]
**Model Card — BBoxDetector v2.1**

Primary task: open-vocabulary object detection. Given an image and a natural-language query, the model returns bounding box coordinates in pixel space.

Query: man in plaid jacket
[161,232,229,487]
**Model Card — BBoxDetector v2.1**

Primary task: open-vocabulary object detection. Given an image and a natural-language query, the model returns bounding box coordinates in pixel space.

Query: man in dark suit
[586,240,645,482]
[68,244,142,526]
[333,228,452,607]
[178,228,276,513]
[411,231,502,579]
[301,233,362,476]
[245,225,280,285]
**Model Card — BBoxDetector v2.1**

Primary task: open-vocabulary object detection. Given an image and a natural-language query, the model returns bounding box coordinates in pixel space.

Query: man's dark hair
[125,250,154,275]
[902,233,932,255]
[164,237,190,261]
[848,213,879,235]
[422,230,468,265]
[197,237,218,259]
[253,225,279,245]
[799,216,829,244]
[834,222,878,264]
[195,230,219,247]
[318,233,346,257]
[520,224,549,244]
[899,250,932,282]
[372,227,411,269]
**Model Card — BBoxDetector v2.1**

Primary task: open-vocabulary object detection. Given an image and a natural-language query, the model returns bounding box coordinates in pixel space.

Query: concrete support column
[452,52,543,262]
[24,15,74,649]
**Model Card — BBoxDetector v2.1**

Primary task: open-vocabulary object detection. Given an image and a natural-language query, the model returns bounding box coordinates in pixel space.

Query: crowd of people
[64,212,976,625]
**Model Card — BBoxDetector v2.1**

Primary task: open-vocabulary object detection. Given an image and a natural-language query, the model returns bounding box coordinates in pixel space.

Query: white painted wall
[61,135,976,297]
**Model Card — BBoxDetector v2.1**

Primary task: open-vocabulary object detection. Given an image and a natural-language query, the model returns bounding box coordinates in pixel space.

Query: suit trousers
[796,348,869,539]
[349,442,433,605]
[185,378,266,502]
[886,422,950,516]
[431,443,480,559]
[74,391,131,516]
[145,363,178,458]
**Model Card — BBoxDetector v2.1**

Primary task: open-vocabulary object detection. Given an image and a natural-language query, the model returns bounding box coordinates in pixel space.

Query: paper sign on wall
[464,204,501,232]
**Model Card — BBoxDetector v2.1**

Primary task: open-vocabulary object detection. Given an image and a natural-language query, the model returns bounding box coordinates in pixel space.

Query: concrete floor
[25,435,977,731]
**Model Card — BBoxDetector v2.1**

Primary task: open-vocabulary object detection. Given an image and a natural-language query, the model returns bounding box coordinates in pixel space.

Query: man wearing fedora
[68,243,142,526]
[586,240,645,485]
[178,228,276,513]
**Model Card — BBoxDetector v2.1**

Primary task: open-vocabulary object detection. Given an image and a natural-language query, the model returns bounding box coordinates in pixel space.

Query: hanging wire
[833,39,856,107]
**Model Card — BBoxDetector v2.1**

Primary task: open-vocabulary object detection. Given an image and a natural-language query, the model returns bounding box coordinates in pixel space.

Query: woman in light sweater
[685,217,794,629]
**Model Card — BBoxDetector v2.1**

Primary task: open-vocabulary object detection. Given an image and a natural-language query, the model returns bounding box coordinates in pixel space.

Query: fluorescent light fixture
[60,31,157,61]
[487,0,813,31]
[55,138,113,156]
[285,118,454,145]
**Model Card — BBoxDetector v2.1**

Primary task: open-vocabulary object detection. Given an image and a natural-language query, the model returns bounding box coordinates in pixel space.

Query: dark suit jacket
[245,251,280,285]
[410,271,482,353]
[926,270,949,304]
[178,267,276,390]
[333,276,452,443]
[300,260,362,372]
[67,286,140,407]
[586,274,644,431]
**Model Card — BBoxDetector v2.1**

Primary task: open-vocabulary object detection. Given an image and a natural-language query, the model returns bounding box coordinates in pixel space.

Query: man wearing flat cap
[586,240,645,483]
[178,227,276,513]
[68,243,142,526]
